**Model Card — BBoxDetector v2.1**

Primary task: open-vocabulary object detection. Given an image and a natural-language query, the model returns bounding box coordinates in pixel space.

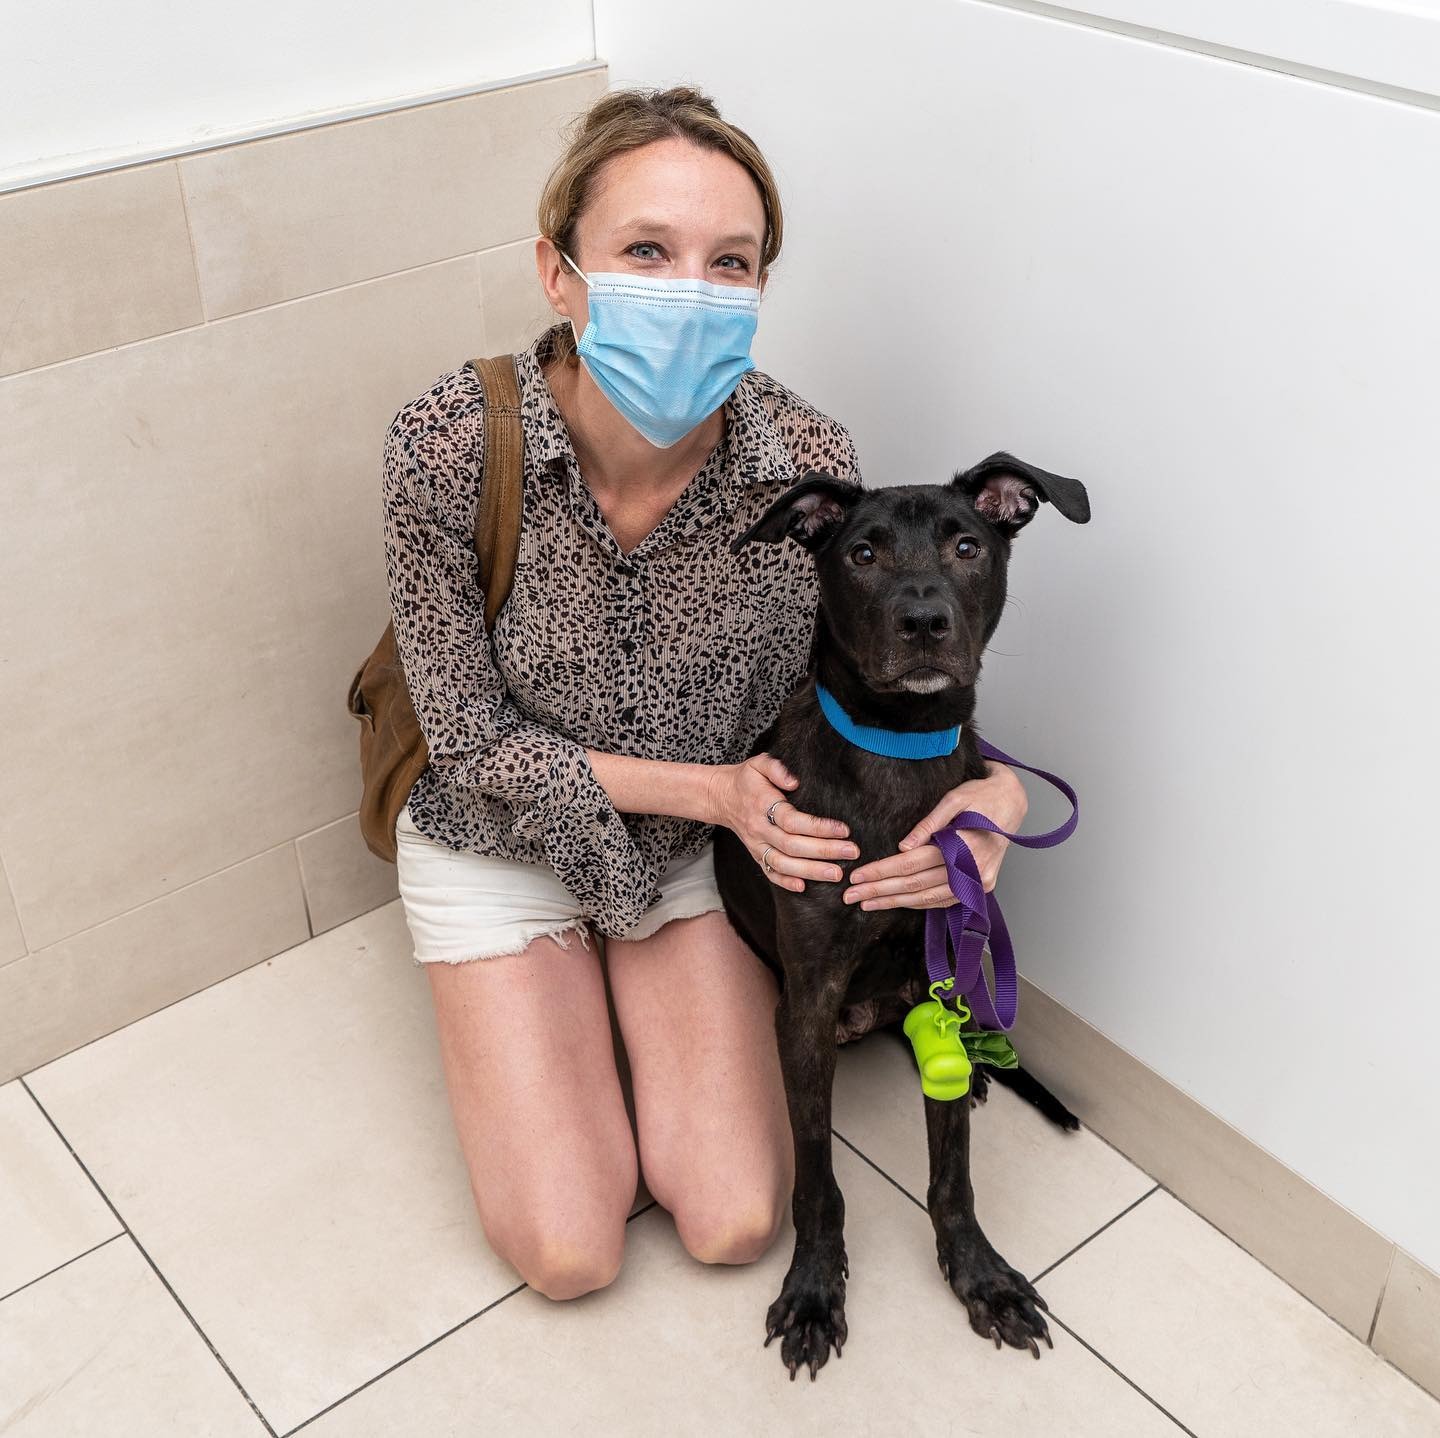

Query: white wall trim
[1,60,609,198]
[970,0,1440,109]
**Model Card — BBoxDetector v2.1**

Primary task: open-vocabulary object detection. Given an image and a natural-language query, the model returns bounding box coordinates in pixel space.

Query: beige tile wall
[0,65,606,1081]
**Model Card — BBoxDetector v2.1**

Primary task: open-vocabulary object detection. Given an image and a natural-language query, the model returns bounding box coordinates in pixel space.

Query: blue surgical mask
[561,251,761,449]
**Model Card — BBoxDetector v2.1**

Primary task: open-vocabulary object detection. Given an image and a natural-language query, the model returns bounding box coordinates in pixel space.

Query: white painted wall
[983,0,1440,99]
[0,0,595,190]
[598,0,1440,1269]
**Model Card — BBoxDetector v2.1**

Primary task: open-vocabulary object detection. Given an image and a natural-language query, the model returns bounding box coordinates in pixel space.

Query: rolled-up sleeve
[380,417,658,934]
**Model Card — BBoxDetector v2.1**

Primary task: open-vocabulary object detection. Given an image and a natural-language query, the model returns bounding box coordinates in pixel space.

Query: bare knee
[488,1213,628,1300]
[510,1231,625,1300]
[672,1186,788,1266]
[474,1157,635,1299]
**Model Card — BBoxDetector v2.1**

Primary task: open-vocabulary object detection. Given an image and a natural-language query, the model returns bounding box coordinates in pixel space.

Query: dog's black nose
[896,604,952,642]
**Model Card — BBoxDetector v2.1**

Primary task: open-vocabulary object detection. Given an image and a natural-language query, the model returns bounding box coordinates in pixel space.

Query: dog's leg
[765,968,852,1381]
[926,1093,1053,1357]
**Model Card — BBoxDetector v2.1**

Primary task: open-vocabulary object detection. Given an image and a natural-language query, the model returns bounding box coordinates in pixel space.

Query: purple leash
[924,737,1079,1032]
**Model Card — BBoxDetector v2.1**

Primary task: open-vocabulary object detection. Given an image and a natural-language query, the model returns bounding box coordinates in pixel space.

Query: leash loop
[923,737,1079,1031]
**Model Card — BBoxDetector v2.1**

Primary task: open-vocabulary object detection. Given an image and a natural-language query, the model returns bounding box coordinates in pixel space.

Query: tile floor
[3,901,1437,1437]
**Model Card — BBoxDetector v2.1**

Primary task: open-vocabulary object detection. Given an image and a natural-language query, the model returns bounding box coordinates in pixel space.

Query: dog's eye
[850,542,875,565]
[956,539,980,559]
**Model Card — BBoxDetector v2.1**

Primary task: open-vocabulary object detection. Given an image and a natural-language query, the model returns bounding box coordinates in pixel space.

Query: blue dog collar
[814,682,962,760]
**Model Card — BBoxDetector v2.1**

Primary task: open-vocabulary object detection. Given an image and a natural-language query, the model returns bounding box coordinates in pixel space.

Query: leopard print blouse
[381,320,861,938]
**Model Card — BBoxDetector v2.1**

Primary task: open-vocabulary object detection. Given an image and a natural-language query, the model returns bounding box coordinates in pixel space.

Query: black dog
[712,452,1091,1380]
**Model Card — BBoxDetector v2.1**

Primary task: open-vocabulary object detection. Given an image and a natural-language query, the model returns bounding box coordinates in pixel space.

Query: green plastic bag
[962,1030,1020,1070]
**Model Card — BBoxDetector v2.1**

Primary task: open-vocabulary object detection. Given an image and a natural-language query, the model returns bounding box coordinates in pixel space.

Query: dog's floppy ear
[951,452,1091,534]
[729,471,864,554]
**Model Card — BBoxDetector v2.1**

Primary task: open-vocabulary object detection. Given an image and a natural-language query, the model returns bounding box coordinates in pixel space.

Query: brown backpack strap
[467,354,525,630]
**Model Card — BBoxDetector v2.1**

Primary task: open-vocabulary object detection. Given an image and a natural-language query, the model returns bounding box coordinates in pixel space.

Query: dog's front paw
[763,1253,848,1381]
[940,1236,1052,1358]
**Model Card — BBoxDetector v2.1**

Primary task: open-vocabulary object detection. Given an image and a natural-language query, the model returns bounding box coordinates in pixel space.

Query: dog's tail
[983,1064,1081,1131]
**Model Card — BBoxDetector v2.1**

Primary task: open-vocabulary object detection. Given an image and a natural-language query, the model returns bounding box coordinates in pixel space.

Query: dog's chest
[781,766,975,1005]
[764,689,989,1002]
[787,747,983,866]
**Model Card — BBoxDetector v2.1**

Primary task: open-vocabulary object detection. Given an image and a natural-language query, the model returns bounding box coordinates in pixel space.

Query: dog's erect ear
[951,452,1091,534]
[729,471,864,554]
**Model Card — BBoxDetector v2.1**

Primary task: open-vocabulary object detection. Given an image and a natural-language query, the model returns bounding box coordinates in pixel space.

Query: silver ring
[766,799,784,826]
[761,844,776,873]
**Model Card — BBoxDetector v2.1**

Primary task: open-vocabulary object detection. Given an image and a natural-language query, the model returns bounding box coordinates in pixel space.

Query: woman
[382,86,1028,1300]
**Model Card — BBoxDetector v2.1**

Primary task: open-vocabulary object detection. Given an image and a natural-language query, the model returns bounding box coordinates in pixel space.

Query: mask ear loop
[558,250,593,351]
[560,250,593,287]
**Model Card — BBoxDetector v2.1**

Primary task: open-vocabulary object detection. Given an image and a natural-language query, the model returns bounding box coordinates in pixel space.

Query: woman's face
[540,135,768,337]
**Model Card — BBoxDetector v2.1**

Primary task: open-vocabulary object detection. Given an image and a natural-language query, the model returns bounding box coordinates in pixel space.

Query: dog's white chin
[895,668,955,694]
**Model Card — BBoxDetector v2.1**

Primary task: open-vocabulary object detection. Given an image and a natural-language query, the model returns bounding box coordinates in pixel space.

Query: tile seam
[1030,1184,1161,1283]
[0,233,531,385]
[1366,1243,1397,1346]
[1049,1313,1200,1437]
[16,1076,279,1436]
[280,1202,659,1435]
[0,1229,126,1305]
[833,1128,1191,1432]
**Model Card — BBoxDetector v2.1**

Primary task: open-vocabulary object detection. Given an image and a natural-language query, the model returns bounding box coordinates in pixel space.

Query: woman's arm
[585,748,860,893]
[582,751,720,825]
[841,760,1030,910]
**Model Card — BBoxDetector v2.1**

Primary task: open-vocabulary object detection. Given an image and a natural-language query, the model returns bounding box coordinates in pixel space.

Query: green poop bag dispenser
[904,983,975,1101]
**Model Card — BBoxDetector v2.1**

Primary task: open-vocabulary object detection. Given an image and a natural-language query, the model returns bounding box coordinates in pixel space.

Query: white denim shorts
[394,801,726,964]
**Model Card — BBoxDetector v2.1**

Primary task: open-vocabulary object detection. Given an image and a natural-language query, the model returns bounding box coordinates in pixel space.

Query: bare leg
[605,909,792,1265]
[425,928,637,1300]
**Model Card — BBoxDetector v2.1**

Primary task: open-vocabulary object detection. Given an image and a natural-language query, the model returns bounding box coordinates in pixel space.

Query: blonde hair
[536,85,783,363]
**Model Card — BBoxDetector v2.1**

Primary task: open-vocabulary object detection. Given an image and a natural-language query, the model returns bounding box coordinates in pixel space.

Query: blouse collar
[512,322,798,514]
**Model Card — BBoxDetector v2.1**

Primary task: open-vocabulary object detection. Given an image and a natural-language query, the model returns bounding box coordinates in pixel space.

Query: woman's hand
[842,762,1028,911]
[708,754,859,893]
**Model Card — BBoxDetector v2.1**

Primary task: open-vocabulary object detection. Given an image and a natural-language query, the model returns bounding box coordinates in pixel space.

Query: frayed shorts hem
[408,916,596,967]
[396,802,724,966]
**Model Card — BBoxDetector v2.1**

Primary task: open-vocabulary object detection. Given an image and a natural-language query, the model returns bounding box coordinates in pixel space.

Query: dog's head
[731,452,1090,698]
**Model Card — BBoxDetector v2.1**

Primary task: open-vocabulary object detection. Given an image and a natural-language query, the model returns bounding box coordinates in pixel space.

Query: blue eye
[717,255,750,271]
[628,242,662,261]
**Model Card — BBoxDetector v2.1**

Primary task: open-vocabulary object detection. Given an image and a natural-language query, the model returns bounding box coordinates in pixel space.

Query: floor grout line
[282,1199,662,1435]
[1049,1313,1200,1436]
[1007,1042,1420,1369]
[1030,1184,1161,1283]
[831,1128,928,1212]
[280,1280,529,1436]
[24,1005,1397,1438]
[831,1128,1194,1432]
[17,1077,280,1437]
[0,1230,127,1304]
[1149,1178,1414,1363]
[8,1061,660,1438]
